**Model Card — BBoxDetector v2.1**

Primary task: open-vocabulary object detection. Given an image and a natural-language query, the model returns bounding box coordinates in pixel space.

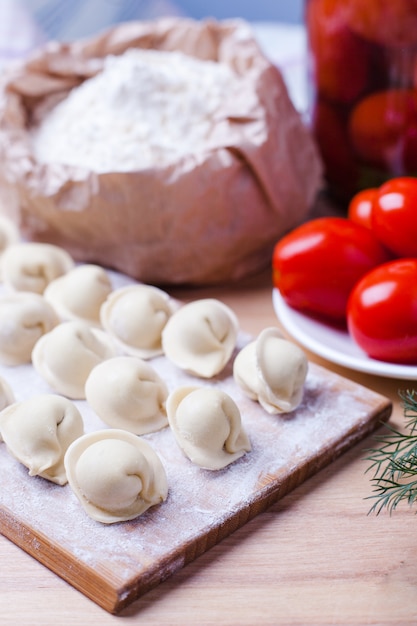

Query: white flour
[30,48,240,173]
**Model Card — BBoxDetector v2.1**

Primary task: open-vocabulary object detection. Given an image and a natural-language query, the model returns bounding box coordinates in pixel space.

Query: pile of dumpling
[0,217,308,524]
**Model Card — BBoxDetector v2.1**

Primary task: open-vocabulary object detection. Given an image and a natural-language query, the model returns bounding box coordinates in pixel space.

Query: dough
[64,429,168,524]
[0,394,84,485]
[85,356,169,434]
[166,386,251,470]
[44,264,113,326]
[233,327,308,414]
[32,320,118,399]
[162,299,238,378]
[0,291,59,365]
[100,284,177,359]
[1,242,74,294]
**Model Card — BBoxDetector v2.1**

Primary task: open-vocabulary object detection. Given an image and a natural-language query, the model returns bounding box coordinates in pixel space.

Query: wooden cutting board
[0,333,392,614]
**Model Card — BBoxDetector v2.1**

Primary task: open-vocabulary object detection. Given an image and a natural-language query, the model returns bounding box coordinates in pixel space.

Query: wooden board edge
[0,506,121,612]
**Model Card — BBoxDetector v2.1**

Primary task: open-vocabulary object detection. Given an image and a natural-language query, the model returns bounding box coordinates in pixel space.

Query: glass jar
[305,0,417,204]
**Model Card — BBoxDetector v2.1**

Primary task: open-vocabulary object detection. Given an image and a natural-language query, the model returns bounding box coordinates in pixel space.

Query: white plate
[272,288,417,380]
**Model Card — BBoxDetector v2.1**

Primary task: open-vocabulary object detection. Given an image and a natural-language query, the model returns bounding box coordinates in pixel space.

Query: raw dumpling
[0,291,59,365]
[166,386,251,470]
[32,320,118,399]
[162,299,238,378]
[85,356,169,434]
[233,327,308,414]
[0,376,15,417]
[1,242,74,294]
[0,394,84,485]
[100,284,177,359]
[0,216,19,275]
[64,429,168,524]
[44,264,112,326]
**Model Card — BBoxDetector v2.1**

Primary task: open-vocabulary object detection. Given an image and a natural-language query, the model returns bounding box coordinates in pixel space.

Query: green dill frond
[399,389,417,432]
[365,389,417,515]
[367,476,417,515]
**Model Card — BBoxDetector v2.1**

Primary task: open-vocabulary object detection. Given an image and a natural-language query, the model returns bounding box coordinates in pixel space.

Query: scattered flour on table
[30,48,242,173]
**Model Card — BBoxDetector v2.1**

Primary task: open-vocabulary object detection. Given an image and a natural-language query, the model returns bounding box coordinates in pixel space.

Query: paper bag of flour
[0,17,322,285]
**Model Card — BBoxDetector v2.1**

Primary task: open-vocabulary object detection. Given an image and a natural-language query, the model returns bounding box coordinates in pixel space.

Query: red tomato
[306,0,370,104]
[402,123,417,172]
[272,217,391,323]
[347,188,377,229]
[347,258,417,364]
[311,100,358,199]
[349,89,417,170]
[341,0,417,47]
[372,176,417,257]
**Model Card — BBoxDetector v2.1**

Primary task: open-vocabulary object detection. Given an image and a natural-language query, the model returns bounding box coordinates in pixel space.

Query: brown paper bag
[0,17,322,285]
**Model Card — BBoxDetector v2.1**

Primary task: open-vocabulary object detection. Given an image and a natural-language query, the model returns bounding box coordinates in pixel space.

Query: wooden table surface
[1,267,416,625]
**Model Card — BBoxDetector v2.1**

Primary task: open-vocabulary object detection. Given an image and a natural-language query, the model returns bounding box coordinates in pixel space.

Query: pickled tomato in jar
[305,0,417,203]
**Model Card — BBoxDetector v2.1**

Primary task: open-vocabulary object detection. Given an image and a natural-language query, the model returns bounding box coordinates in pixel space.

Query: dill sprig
[365,389,417,514]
